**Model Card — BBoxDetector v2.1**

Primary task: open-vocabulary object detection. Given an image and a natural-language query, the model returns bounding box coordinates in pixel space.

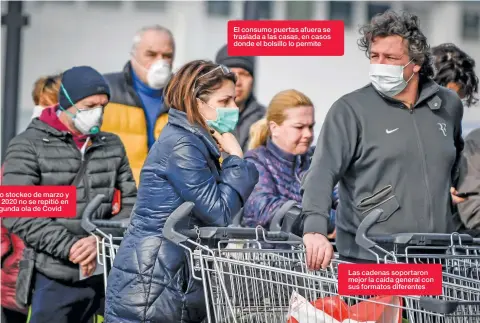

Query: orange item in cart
[348,296,403,323]
[287,294,403,323]
[313,296,350,321]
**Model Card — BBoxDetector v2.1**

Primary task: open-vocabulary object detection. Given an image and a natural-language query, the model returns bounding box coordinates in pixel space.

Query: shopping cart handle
[281,206,302,235]
[420,297,480,314]
[163,202,196,245]
[163,202,303,245]
[175,226,303,244]
[81,194,130,234]
[269,200,298,232]
[231,208,243,227]
[354,208,383,250]
[369,232,475,246]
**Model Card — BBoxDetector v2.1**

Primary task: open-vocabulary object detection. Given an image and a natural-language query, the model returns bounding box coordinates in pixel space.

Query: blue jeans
[29,272,103,323]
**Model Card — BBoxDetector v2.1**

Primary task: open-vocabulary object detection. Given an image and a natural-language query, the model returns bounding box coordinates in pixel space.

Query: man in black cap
[2,66,137,323]
[215,44,266,152]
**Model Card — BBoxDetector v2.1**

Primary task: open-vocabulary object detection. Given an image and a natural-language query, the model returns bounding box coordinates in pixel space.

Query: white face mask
[71,107,103,135]
[146,59,172,89]
[132,55,172,90]
[31,105,44,119]
[369,59,415,97]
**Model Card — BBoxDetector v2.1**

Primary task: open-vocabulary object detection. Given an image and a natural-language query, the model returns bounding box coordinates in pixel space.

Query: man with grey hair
[102,25,175,185]
[300,10,467,267]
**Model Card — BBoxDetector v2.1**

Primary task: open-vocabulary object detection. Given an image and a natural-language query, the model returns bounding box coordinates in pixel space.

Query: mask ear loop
[59,84,79,119]
[198,99,219,122]
[403,59,416,83]
[59,83,99,135]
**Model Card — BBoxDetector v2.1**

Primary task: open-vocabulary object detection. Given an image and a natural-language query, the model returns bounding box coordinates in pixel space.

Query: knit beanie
[58,66,111,109]
[215,44,255,77]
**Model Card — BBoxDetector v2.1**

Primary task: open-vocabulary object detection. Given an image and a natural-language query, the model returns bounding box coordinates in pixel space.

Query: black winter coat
[2,119,137,283]
[104,108,259,323]
[234,95,266,152]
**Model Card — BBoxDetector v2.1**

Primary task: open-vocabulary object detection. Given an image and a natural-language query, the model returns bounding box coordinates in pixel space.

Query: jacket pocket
[357,185,400,222]
[16,248,35,309]
[358,185,393,208]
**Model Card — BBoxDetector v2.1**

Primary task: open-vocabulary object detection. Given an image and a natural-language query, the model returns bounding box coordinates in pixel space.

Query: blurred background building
[1,0,480,159]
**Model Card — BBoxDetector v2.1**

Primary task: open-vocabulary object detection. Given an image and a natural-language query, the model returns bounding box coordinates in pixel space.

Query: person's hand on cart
[303,233,334,270]
[69,235,97,267]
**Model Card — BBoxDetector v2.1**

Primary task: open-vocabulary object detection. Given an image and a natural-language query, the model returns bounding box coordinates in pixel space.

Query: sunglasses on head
[192,64,231,95]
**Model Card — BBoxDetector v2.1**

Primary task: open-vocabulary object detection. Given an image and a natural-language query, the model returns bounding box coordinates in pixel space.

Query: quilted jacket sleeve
[243,152,291,227]
[166,139,259,227]
[113,141,137,220]
[1,136,79,260]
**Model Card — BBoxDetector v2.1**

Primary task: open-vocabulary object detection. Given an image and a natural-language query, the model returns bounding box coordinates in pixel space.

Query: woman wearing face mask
[242,89,338,238]
[2,66,137,323]
[104,60,259,323]
[432,43,479,109]
[30,74,62,119]
[432,43,479,137]
[435,44,480,232]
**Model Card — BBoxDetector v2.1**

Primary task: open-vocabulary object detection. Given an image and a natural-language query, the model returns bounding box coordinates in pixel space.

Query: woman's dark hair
[32,73,62,106]
[432,43,479,107]
[358,10,435,79]
[163,60,237,129]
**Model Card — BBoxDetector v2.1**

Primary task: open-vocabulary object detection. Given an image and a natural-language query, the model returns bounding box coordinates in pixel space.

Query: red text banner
[338,263,442,296]
[227,20,344,56]
[0,186,76,218]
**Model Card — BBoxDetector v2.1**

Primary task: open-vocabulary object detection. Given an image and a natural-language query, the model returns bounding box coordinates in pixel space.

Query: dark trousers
[29,272,104,323]
[1,307,28,323]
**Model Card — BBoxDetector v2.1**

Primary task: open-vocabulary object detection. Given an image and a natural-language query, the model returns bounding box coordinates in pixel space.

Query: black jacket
[2,119,137,283]
[234,95,266,152]
[457,128,480,230]
[302,80,464,260]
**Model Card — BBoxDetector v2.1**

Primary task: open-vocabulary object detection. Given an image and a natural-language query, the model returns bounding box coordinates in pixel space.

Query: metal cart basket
[164,202,480,323]
[81,194,129,292]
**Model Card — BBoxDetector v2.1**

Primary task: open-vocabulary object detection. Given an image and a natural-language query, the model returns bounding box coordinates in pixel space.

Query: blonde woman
[243,89,337,237]
[31,74,62,119]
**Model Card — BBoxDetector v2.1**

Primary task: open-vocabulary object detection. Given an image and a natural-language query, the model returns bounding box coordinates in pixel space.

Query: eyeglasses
[192,64,231,95]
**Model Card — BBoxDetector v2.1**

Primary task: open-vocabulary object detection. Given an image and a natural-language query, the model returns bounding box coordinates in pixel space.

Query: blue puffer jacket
[104,108,259,323]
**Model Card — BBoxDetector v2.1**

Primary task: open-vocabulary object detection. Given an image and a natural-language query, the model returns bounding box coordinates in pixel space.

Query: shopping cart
[275,203,480,308]
[275,201,478,279]
[164,202,480,323]
[80,194,130,293]
[355,209,479,274]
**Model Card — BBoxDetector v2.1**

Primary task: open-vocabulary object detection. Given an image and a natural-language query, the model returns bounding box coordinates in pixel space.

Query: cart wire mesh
[193,242,480,323]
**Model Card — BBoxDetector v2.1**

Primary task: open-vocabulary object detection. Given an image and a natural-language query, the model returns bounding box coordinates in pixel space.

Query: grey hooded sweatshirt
[301,79,465,261]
